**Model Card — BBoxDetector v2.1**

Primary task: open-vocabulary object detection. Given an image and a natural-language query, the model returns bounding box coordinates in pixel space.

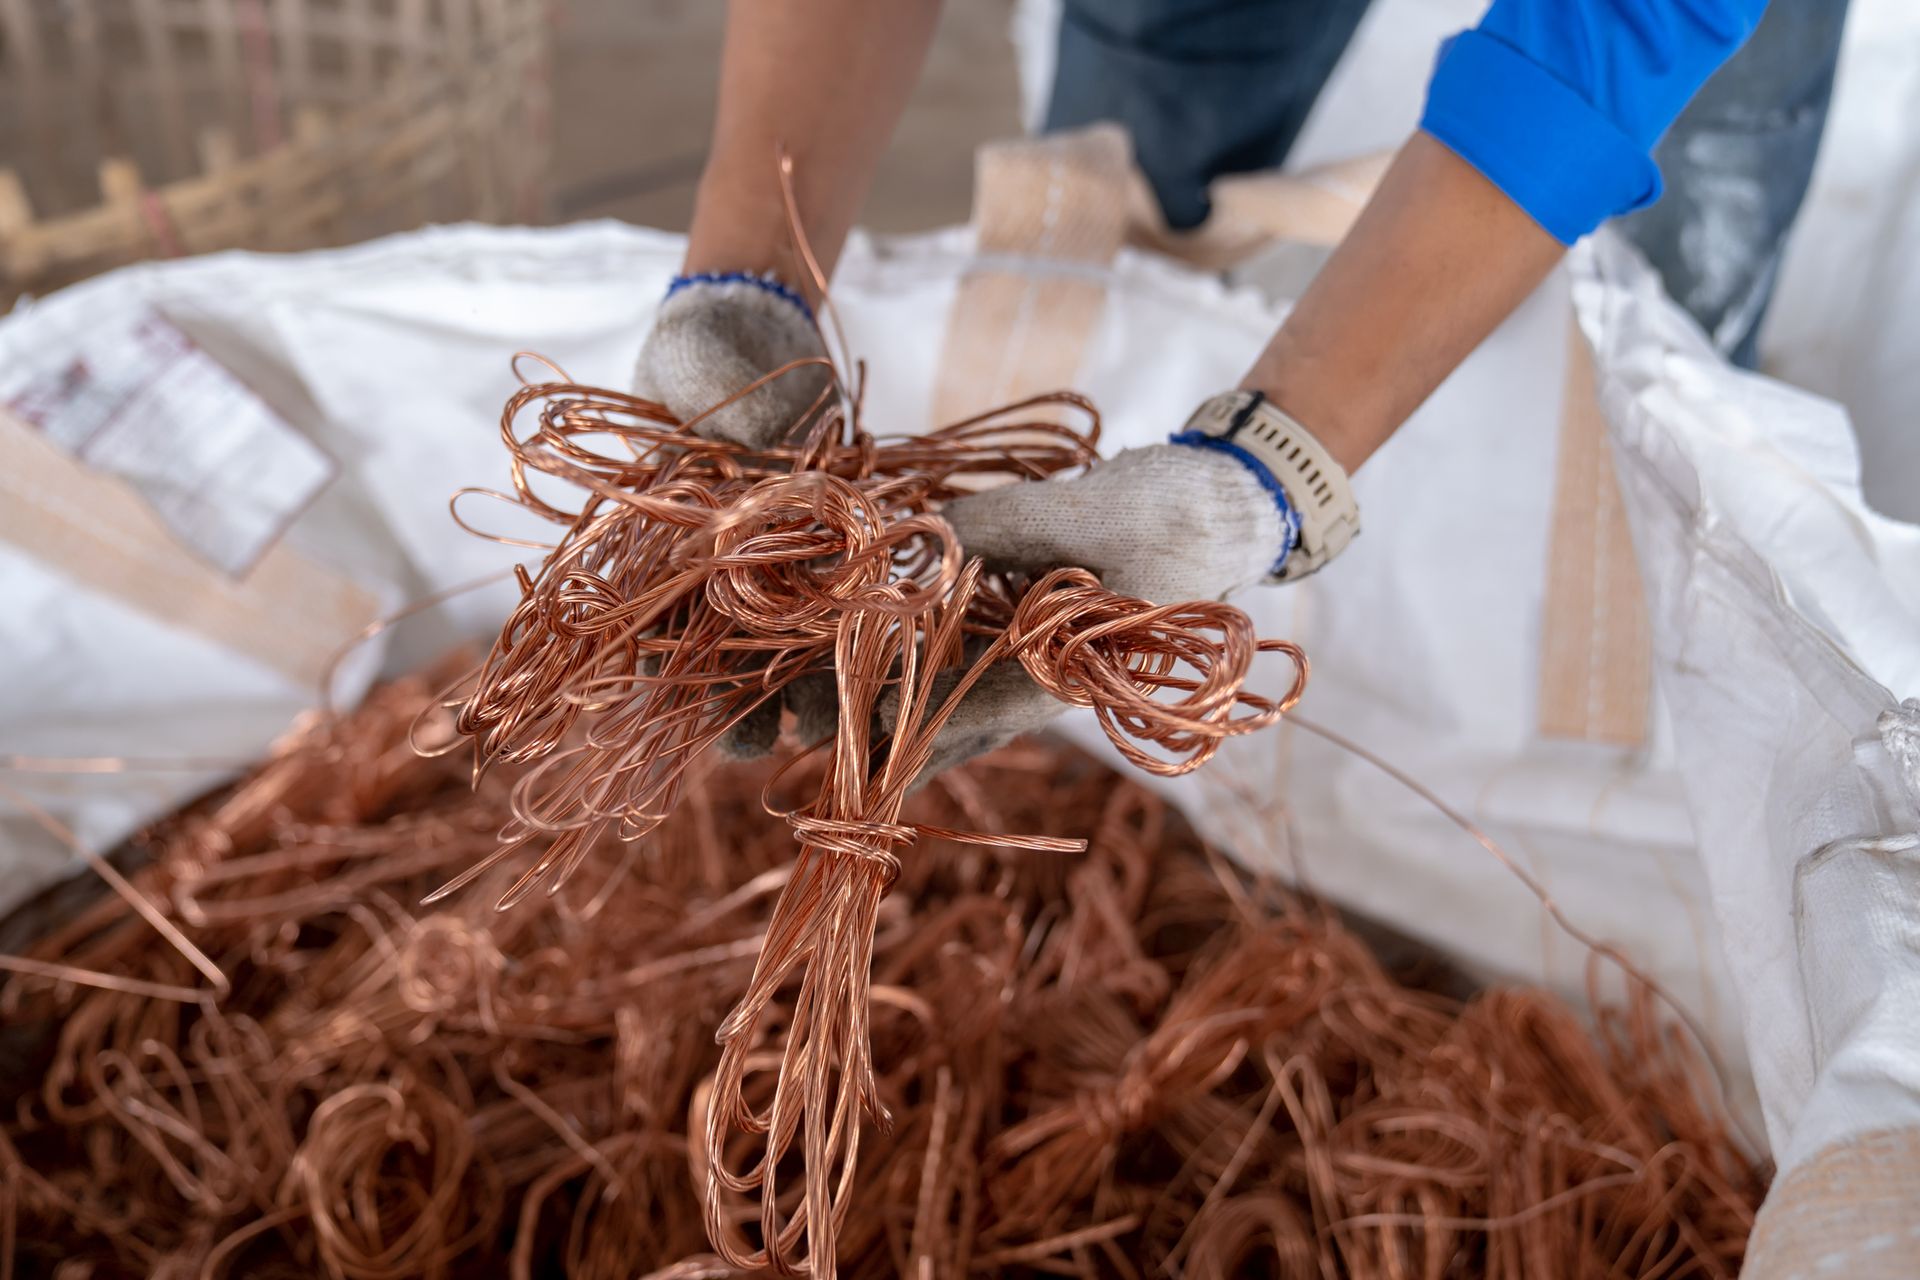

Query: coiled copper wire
[434,332,1307,1275]
[0,676,1764,1278]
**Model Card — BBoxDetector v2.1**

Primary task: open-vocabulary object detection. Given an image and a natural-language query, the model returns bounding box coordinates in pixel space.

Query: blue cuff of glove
[1168,430,1302,578]
[1420,31,1662,245]
[665,271,815,323]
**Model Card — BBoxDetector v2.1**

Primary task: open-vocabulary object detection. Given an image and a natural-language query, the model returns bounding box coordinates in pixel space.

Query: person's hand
[633,272,835,757]
[902,441,1291,777]
[633,273,829,449]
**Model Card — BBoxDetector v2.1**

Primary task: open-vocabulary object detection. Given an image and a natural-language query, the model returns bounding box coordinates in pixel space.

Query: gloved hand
[903,443,1289,776]
[635,271,836,756]
[633,272,829,450]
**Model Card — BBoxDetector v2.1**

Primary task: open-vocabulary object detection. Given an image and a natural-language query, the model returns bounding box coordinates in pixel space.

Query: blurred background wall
[550,0,1022,232]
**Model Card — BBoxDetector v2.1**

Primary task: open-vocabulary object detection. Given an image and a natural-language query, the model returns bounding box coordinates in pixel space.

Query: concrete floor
[549,0,1024,234]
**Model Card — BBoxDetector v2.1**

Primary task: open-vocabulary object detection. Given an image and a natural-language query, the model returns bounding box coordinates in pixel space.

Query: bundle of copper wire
[0,668,1764,1278]
[433,330,1308,1273]
[403,146,1322,1268]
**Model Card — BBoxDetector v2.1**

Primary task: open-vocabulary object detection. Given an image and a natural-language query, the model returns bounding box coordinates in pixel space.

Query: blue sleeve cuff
[1420,30,1662,245]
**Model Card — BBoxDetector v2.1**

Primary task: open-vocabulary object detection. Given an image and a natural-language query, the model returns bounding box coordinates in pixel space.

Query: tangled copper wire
[432,339,1307,1274]
[0,668,1765,1278]
[442,364,1300,873]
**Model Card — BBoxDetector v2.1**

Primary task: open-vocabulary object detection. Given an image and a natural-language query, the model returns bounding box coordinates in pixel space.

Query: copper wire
[427,325,1314,1274]
[411,155,1309,1263]
[0,678,1764,1278]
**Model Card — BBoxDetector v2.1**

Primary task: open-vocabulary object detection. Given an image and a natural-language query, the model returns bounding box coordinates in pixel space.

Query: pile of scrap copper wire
[0,351,1764,1278]
[0,668,1764,1279]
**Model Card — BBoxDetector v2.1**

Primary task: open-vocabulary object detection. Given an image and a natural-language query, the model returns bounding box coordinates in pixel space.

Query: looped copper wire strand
[280,1075,500,1280]
[1006,566,1309,776]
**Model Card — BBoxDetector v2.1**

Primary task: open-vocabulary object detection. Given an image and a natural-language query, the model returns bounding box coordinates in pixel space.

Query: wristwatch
[1174,390,1361,582]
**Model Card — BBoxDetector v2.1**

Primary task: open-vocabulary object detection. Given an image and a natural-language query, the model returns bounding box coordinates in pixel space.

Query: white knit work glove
[907,442,1289,776]
[633,272,829,450]
[635,272,835,756]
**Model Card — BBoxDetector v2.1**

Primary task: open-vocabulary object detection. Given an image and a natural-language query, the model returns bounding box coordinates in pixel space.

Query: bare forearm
[1241,132,1564,473]
[685,0,943,302]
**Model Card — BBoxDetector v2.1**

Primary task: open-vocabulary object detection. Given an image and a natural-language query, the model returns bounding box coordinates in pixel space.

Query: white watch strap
[1177,391,1361,581]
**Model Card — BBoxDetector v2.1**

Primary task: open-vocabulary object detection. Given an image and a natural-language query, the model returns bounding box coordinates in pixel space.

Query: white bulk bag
[0,212,1914,1252]
[1575,234,1920,1272]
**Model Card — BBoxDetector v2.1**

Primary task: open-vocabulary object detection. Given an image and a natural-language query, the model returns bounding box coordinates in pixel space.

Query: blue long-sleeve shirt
[1421,1,1768,244]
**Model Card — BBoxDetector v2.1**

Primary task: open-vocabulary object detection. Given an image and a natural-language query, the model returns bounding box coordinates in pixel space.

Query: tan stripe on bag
[931,125,1133,425]
[1536,326,1652,746]
[0,406,384,687]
